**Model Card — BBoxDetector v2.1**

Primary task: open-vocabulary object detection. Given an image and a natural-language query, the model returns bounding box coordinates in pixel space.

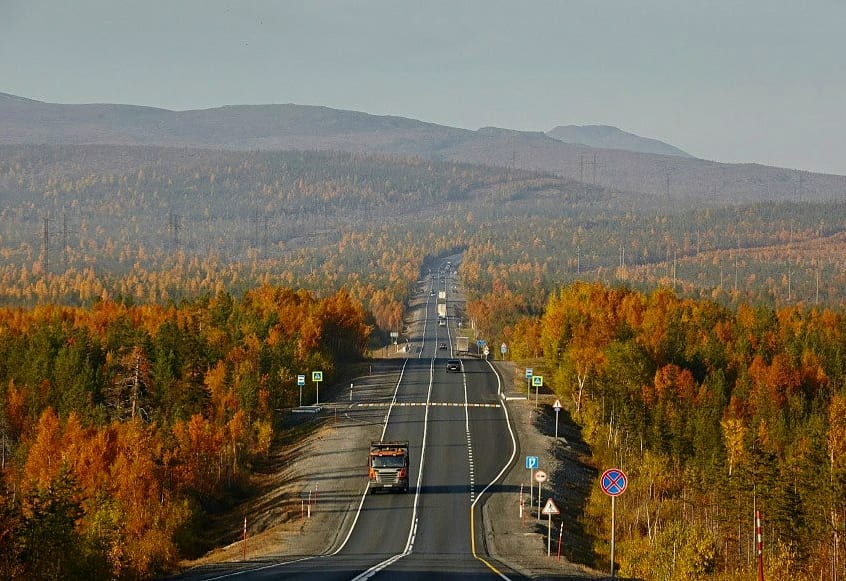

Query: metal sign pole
[610,495,616,579]
[555,409,559,440]
[547,512,552,556]
[530,467,534,515]
[600,467,627,580]
[537,480,542,522]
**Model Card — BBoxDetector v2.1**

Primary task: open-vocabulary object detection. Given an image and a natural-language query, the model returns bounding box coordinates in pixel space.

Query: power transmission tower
[168,211,181,249]
[585,153,599,186]
[593,152,598,185]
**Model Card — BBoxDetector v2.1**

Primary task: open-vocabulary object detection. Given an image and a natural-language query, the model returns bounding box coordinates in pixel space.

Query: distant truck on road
[437,303,447,318]
[456,336,469,354]
[369,441,410,493]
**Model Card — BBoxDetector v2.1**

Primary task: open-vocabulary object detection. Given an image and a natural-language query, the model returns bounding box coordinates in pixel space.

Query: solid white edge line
[469,359,518,580]
[331,356,411,556]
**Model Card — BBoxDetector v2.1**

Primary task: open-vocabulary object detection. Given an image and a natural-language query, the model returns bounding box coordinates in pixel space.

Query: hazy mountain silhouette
[547,124,692,158]
[2,92,844,203]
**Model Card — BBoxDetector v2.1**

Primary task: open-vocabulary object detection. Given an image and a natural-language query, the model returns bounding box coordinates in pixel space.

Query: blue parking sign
[525,455,539,470]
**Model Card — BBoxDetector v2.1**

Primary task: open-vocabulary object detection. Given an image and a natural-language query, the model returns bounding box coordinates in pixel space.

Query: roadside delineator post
[557,520,563,561]
[757,510,764,581]
[242,516,247,561]
[519,483,524,522]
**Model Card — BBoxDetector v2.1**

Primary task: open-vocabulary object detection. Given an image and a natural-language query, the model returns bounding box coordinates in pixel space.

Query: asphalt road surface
[175,262,527,580]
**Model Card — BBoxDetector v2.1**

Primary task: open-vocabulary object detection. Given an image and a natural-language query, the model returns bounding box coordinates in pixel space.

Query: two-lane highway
[178,262,524,580]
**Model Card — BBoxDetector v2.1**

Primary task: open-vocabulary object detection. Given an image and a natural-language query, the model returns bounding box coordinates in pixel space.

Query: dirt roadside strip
[485,361,604,580]
[178,356,605,580]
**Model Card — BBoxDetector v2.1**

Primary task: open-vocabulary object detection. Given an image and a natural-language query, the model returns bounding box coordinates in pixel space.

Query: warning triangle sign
[541,498,560,515]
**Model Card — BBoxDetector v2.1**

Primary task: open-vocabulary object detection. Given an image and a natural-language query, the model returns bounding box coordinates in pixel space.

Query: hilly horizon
[2,91,845,205]
[546,124,693,158]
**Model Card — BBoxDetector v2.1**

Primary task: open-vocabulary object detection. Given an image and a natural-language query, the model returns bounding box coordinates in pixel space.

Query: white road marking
[351,352,436,580]
[463,360,476,502]
[470,360,517,580]
[330,357,411,556]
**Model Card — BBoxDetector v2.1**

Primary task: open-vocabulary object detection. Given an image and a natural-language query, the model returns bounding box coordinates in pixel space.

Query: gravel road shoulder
[483,360,605,580]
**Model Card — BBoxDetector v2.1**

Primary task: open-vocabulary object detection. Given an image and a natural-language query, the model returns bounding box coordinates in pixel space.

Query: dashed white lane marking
[463,372,476,503]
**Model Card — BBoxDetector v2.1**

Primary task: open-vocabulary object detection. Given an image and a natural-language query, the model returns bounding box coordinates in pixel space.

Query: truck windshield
[372,455,405,468]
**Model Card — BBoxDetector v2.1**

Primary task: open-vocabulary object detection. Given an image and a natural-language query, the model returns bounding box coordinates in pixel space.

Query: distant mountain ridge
[2,91,845,204]
[546,124,692,158]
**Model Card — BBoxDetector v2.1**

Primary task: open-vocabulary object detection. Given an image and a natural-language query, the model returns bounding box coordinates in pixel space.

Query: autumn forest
[2,143,846,578]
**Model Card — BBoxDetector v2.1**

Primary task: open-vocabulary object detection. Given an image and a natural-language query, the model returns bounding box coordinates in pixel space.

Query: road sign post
[500,342,507,360]
[600,468,628,579]
[542,497,560,556]
[525,368,533,400]
[535,469,548,522]
[312,371,323,405]
[297,374,305,407]
[553,399,562,440]
[526,456,538,516]
[532,375,543,408]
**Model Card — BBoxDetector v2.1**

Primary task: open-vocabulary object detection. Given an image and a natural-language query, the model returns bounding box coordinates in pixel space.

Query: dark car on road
[446,359,461,372]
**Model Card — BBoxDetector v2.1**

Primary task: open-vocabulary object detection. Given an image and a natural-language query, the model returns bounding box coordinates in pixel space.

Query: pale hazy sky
[2,1,845,175]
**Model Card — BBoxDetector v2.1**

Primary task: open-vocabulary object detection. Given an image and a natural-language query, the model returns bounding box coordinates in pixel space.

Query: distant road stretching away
[172,262,527,580]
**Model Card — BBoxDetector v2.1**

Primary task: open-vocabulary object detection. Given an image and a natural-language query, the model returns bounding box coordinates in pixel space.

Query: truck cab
[369,441,410,493]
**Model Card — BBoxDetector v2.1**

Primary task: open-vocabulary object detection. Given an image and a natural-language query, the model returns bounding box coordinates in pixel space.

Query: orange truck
[369,441,410,493]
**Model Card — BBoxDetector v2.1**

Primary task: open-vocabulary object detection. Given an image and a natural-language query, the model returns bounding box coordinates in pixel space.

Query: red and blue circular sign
[600,468,628,497]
